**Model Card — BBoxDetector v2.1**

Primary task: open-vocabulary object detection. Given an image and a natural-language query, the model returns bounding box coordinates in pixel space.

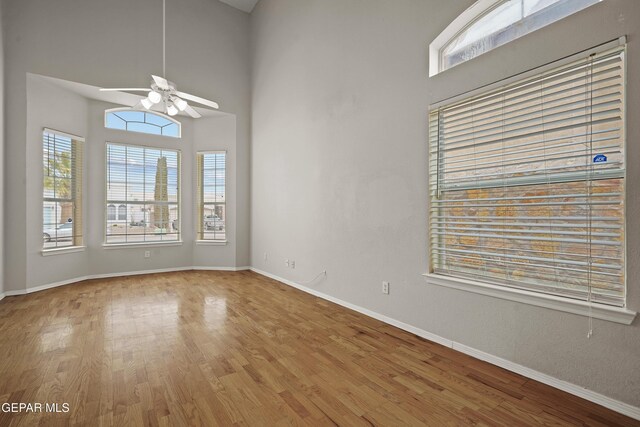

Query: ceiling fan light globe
[148,90,162,104]
[174,98,188,111]
[140,97,153,110]
[167,103,179,116]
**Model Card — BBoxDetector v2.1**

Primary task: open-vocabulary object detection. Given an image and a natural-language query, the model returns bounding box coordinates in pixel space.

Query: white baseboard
[2,266,249,296]
[193,266,251,271]
[0,292,4,301]
[249,267,640,421]
[452,342,640,420]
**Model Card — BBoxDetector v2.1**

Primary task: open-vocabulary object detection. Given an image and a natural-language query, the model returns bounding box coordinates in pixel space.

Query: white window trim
[42,246,86,256]
[196,150,227,243]
[102,241,183,249]
[42,128,85,251]
[195,240,228,246]
[104,141,182,246]
[44,128,85,142]
[423,273,636,325]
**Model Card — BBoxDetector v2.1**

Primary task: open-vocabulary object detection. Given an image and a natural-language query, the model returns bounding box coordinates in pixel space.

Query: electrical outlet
[290,260,296,269]
[264,252,268,263]
[285,259,289,267]
[382,281,390,294]
[144,251,151,258]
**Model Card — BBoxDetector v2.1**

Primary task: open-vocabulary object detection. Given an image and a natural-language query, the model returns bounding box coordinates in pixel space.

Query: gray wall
[3,0,251,292]
[250,0,640,406]
[192,115,240,268]
[25,76,90,287]
[23,76,239,289]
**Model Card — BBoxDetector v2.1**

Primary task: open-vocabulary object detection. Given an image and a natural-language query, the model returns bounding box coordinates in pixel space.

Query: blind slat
[441,85,621,133]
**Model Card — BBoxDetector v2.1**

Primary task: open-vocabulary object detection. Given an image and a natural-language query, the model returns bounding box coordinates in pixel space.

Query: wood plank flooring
[0,271,637,426]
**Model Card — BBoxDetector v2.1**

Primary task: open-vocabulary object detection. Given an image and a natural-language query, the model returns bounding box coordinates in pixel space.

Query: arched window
[118,204,127,221]
[105,108,181,138]
[429,0,601,76]
[107,204,116,221]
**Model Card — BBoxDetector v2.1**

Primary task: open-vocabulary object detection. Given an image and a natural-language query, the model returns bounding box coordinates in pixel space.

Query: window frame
[103,141,182,247]
[424,38,636,325]
[195,150,228,244]
[42,128,85,254]
[429,0,602,77]
[117,204,127,221]
[107,204,116,221]
[104,107,182,139]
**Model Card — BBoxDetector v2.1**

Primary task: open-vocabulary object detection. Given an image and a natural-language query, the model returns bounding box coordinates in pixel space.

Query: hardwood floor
[0,271,637,426]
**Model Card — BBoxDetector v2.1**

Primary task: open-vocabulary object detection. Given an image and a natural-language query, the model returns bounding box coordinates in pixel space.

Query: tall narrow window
[106,143,181,244]
[429,46,625,307]
[42,129,83,249]
[196,152,226,241]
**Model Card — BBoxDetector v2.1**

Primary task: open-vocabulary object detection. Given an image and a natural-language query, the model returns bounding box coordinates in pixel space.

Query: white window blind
[429,46,625,307]
[43,130,83,249]
[196,152,226,241]
[106,143,181,244]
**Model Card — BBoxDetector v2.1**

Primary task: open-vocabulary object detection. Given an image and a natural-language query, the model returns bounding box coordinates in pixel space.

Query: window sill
[102,241,183,249]
[195,240,228,246]
[42,246,86,256]
[422,273,637,325]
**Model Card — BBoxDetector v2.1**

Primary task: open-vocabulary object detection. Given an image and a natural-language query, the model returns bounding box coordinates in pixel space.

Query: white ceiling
[218,0,259,13]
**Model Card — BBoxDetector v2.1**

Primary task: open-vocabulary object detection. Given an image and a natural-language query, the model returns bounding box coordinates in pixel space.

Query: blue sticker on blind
[593,154,607,163]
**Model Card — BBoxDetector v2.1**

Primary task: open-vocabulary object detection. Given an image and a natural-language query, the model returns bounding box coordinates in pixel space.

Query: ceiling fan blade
[176,91,219,109]
[184,105,202,119]
[152,75,170,90]
[99,88,151,92]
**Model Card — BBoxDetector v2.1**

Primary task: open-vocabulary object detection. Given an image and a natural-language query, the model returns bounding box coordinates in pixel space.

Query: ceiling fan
[99,0,219,118]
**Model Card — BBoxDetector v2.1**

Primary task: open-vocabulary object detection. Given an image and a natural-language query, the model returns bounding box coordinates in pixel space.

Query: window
[196,152,226,241]
[118,204,127,221]
[428,46,625,307]
[429,0,601,76]
[42,129,83,250]
[105,108,181,138]
[106,143,181,244]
